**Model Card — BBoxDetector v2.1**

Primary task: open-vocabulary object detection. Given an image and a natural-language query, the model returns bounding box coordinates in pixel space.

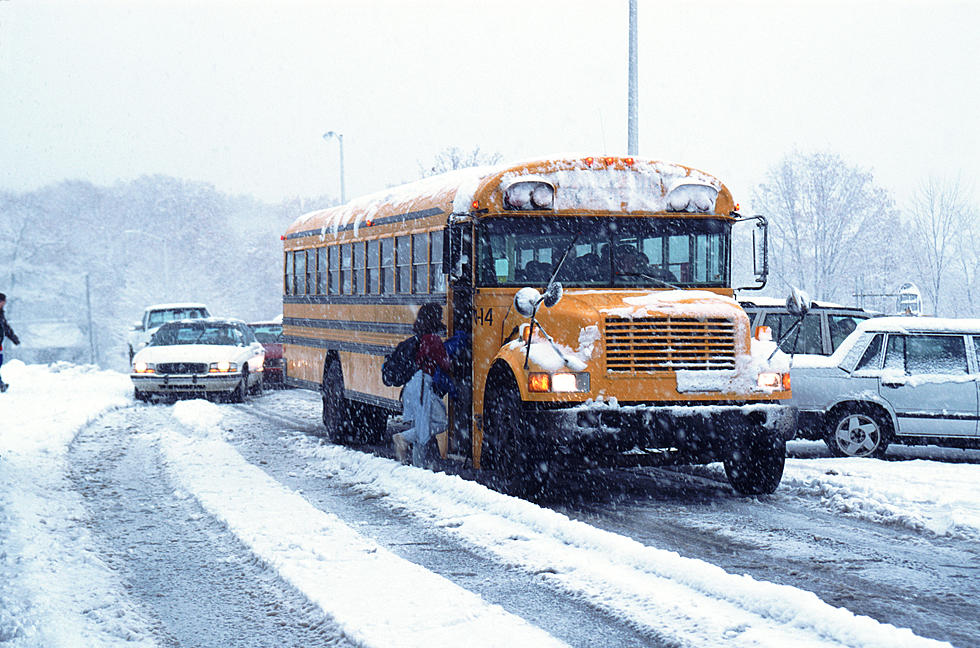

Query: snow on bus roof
[287,155,726,240]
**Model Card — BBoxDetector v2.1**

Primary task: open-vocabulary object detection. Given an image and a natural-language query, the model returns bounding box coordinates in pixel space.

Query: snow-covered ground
[2,360,976,647]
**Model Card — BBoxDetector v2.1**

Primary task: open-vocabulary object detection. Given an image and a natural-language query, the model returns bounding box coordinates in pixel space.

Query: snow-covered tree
[418,146,501,178]
[906,177,976,316]
[752,151,898,302]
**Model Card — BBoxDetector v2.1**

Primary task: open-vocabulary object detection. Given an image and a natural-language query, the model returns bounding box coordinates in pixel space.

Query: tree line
[0,147,975,369]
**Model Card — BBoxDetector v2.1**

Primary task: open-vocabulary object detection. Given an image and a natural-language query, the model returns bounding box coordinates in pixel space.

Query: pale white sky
[1,0,977,211]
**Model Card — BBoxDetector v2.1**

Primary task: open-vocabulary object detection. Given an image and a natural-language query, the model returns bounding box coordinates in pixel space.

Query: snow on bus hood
[509,289,789,393]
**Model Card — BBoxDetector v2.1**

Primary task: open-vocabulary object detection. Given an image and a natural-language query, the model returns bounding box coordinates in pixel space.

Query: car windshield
[477,216,730,288]
[150,322,243,347]
[249,325,283,344]
[147,308,208,329]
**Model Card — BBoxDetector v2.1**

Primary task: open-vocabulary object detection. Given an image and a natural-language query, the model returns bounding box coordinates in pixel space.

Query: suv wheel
[825,406,890,458]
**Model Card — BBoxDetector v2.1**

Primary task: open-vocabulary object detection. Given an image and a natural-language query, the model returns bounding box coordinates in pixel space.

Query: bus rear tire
[483,367,549,498]
[723,430,785,495]
[321,358,352,444]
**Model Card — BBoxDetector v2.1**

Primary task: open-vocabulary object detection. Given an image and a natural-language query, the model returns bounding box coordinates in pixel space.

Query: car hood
[134,344,244,364]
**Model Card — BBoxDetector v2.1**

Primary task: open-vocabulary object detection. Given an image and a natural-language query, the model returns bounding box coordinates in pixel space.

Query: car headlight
[133,362,155,374]
[528,372,590,393]
[209,361,238,373]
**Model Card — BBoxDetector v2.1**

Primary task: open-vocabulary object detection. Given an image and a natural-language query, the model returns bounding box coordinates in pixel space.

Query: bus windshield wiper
[615,271,681,290]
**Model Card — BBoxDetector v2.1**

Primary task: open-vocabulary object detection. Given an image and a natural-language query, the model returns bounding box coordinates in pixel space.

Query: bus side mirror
[734,214,768,291]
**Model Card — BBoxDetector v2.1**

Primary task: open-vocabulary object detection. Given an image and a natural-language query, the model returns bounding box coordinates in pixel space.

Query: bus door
[447,221,475,455]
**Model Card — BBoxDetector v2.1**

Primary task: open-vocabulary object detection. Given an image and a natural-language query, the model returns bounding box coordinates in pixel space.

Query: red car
[248,320,284,387]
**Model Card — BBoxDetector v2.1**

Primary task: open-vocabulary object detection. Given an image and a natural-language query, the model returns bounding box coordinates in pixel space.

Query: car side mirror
[132,321,144,331]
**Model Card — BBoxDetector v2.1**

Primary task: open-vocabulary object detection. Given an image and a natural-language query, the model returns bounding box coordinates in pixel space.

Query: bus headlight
[528,372,590,393]
[757,372,790,390]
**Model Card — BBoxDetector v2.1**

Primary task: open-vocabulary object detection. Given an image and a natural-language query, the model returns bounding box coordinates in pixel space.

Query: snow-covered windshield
[150,322,245,347]
[249,324,283,344]
[477,217,729,288]
[147,307,208,329]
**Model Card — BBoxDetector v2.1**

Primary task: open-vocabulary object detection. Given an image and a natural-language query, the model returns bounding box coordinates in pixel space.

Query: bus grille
[157,362,208,375]
[604,317,737,372]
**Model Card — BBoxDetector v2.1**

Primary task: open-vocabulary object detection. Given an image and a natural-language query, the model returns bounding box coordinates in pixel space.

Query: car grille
[604,316,737,372]
[156,362,208,375]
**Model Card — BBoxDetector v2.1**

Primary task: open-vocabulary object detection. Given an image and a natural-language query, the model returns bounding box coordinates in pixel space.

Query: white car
[790,316,980,457]
[128,303,211,361]
[131,318,265,402]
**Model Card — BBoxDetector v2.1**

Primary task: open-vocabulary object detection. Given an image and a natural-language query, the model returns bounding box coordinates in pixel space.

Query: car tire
[321,359,353,444]
[251,373,264,396]
[230,369,249,403]
[483,367,549,498]
[134,388,150,403]
[724,429,786,495]
[824,405,890,458]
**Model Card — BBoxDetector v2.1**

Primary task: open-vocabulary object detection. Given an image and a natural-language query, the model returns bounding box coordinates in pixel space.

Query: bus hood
[520,289,754,373]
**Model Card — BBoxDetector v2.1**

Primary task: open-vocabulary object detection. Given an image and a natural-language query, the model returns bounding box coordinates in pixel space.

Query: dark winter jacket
[0,309,19,349]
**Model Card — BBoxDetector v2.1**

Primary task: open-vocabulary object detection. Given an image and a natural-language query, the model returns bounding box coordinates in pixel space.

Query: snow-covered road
[2,360,977,647]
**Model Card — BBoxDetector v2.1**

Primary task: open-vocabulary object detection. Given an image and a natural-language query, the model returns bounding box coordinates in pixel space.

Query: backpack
[382,335,419,387]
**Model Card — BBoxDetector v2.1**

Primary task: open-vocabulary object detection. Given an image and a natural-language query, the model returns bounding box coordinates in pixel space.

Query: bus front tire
[483,369,549,498]
[723,430,785,495]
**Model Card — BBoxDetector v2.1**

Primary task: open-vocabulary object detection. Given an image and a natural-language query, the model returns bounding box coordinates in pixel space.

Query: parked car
[131,318,265,402]
[128,303,211,361]
[789,316,980,457]
[247,319,284,387]
[740,297,877,357]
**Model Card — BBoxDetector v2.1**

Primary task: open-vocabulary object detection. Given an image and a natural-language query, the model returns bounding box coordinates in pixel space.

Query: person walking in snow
[0,293,21,393]
[392,303,450,467]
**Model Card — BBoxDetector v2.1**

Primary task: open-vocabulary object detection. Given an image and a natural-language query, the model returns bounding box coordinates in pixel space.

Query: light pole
[628,0,638,156]
[322,131,346,204]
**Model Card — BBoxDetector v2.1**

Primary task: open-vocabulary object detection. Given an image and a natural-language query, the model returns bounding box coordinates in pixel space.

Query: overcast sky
[2,0,977,211]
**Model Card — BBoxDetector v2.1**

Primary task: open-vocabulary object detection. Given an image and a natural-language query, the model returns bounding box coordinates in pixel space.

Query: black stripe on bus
[283,317,413,336]
[283,294,447,306]
[284,376,401,411]
[284,335,393,356]
[285,207,445,241]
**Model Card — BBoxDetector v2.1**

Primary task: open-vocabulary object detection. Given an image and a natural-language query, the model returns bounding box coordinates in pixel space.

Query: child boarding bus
[282,156,797,495]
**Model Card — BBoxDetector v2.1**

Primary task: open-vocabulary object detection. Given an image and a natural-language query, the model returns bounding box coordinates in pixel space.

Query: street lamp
[322,131,346,204]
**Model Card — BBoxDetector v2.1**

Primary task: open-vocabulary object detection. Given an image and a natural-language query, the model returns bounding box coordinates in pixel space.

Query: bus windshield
[477,216,730,288]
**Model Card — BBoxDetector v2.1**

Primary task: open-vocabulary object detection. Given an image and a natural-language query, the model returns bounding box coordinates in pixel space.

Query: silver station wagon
[790,317,980,457]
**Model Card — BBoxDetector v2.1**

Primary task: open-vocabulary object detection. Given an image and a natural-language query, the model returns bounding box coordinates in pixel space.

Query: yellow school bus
[283,156,796,494]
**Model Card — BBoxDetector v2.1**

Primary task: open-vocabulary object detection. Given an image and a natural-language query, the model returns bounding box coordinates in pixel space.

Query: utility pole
[628,0,638,156]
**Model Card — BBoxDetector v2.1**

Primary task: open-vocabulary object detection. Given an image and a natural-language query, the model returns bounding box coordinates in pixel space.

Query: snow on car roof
[161,317,245,327]
[855,315,980,334]
[737,296,861,310]
[145,302,209,311]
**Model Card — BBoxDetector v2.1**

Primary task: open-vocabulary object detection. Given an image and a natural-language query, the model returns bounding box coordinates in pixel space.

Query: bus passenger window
[341,244,353,294]
[413,233,428,293]
[396,235,411,294]
[317,247,327,294]
[381,238,394,294]
[295,250,307,295]
[430,232,445,293]
[328,246,339,295]
[353,241,365,294]
[367,240,380,294]
[306,249,316,296]
[284,251,293,295]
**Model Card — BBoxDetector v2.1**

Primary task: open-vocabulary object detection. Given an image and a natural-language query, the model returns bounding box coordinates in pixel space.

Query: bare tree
[418,146,502,178]
[908,177,975,316]
[752,151,897,302]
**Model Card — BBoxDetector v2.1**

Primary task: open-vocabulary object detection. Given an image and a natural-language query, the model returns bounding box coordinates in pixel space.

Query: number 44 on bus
[282,155,800,496]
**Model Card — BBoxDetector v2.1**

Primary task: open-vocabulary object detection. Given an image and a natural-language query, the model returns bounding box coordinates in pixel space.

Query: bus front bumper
[521,401,797,461]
